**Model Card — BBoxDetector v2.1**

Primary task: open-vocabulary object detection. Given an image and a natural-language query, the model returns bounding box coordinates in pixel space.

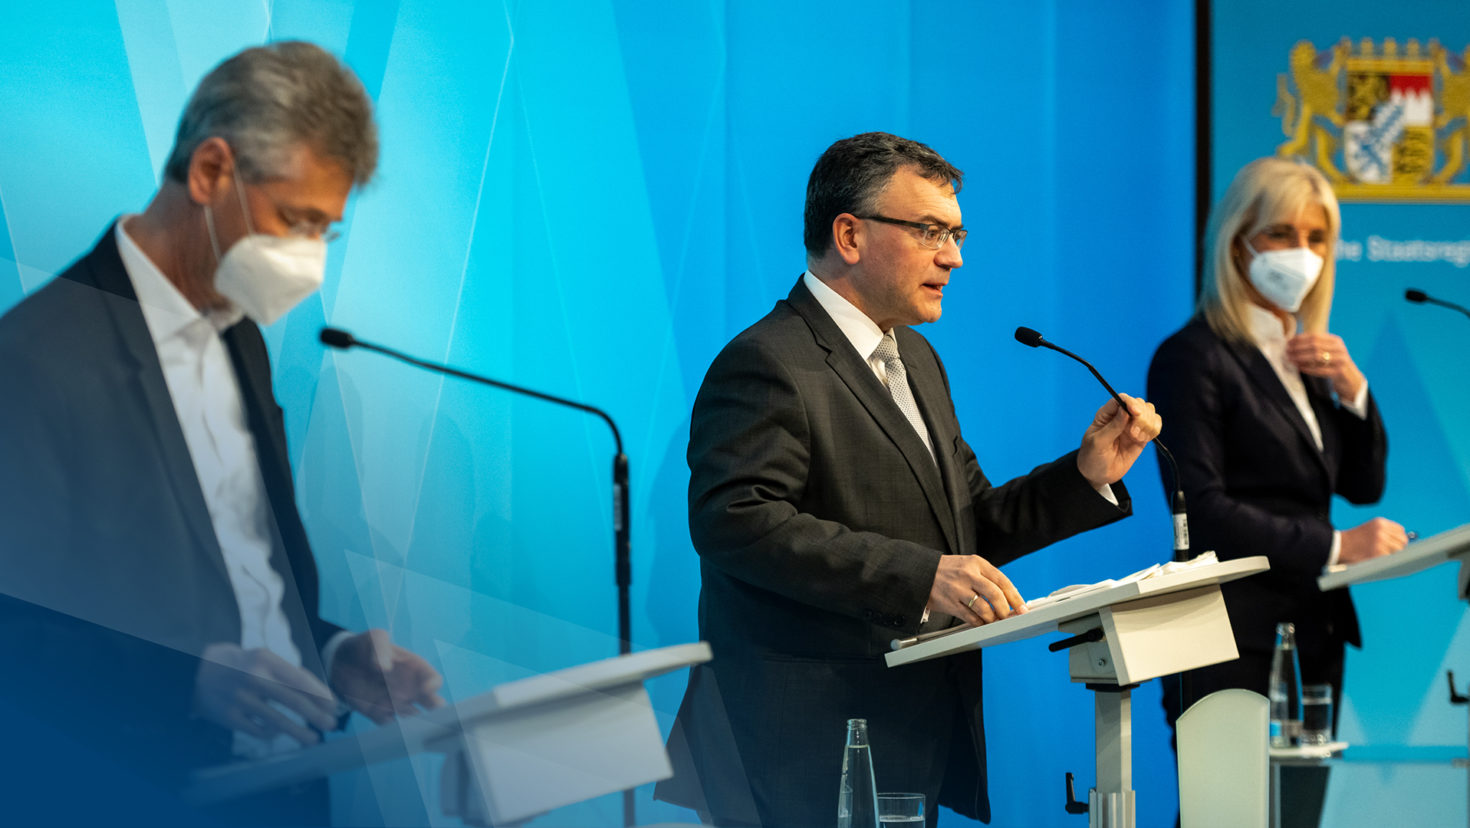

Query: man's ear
[186,137,235,205]
[832,214,863,265]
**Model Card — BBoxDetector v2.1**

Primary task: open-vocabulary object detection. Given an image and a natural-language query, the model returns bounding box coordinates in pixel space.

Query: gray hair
[163,41,378,186]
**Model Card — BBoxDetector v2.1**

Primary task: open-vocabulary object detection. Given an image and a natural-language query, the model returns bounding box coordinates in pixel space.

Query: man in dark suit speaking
[656,132,1162,827]
[0,42,441,826]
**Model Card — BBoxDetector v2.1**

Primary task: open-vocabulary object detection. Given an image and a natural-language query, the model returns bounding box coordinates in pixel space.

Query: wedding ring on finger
[1318,350,1331,366]
[966,593,980,610]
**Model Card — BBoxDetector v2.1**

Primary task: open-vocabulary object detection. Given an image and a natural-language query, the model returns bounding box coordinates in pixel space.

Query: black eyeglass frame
[854,214,967,249]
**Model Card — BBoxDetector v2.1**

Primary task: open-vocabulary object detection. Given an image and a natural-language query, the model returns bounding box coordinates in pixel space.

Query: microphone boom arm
[323,326,638,827]
[1015,326,1191,558]
[1036,339,1128,411]
[1406,288,1470,321]
[349,338,624,455]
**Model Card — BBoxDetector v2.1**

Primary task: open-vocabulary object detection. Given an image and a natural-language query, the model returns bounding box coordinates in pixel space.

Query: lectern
[1317,522,1470,825]
[188,643,711,826]
[887,557,1269,828]
[1317,522,1470,596]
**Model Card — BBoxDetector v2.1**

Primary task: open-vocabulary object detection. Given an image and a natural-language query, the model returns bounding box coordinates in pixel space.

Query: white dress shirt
[803,271,936,457]
[802,271,1118,622]
[801,271,1117,505]
[1244,304,1370,567]
[116,219,306,756]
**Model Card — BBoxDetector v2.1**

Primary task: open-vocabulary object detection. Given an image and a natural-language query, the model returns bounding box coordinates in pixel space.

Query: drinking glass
[1300,683,1333,746]
[877,793,924,827]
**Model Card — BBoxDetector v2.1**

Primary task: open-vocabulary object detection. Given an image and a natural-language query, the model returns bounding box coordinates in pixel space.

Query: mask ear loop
[203,203,223,265]
[202,148,255,266]
[231,161,257,237]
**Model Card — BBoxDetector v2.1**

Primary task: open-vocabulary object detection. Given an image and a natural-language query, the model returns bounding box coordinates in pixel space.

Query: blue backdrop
[31,1,1466,826]
[1213,2,1470,824]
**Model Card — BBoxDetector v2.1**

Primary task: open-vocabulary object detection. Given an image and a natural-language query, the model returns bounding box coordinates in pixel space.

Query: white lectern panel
[886,556,1268,669]
[1317,522,1470,593]
[189,643,711,826]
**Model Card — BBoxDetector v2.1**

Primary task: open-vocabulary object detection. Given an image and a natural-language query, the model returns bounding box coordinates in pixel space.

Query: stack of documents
[1023,552,1220,611]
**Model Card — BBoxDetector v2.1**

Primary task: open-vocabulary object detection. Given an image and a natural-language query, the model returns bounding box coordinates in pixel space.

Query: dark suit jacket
[656,279,1130,827]
[1147,317,1387,698]
[0,225,339,825]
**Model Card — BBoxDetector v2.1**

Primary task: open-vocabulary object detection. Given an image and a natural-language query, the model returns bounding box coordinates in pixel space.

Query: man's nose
[936,236,963,268]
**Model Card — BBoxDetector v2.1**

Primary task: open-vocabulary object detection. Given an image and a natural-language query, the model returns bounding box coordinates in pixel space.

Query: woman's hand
[1339,517,1408,564]
[1286,332,1364,399]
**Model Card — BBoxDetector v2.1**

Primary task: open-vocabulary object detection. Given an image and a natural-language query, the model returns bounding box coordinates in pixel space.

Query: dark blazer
[656,278,1130,827]
[1147,316,1387,702]
[0,225,339,824]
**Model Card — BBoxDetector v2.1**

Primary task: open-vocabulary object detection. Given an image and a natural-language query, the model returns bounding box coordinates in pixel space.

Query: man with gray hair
[0,41,440,826]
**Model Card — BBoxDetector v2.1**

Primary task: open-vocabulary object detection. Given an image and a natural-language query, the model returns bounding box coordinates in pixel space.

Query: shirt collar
[115,218,243,346]
[1244,302,1294,349]
[803,270,887,360]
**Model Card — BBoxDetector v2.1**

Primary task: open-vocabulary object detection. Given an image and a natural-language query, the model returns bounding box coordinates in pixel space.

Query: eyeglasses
[1253,223,1328,249]
[254,185,342,243]
[856,215,966,250]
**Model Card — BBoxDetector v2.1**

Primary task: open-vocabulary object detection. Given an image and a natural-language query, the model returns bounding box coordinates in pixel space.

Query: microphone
[1405,288,1470,320]
[320,326,634,657]
[1014,326,1191,558]
[319,327,356,349]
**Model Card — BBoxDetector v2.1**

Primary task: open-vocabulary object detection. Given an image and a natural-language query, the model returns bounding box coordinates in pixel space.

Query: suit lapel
[897,330,970,556]
[786,281,961,555]
[80,228,234,592]
[1303,374,1341,476]
[1222,336,1331,480]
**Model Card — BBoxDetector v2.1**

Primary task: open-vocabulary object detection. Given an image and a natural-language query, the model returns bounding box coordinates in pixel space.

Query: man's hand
[330,629,445,724]
[928,555,1027,626]
[1286,332,1365,400]
[1339,517,1408,564]
[194,643,340,746]
[1076,393,1162,489]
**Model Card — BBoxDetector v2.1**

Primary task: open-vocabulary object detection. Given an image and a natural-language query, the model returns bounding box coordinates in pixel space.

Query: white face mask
[204,170,327,326]
[1245,241,1322,314]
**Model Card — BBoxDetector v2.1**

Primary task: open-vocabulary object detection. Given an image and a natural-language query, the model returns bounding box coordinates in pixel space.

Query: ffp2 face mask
[204,169,327,326]
[1245,241,1322,314]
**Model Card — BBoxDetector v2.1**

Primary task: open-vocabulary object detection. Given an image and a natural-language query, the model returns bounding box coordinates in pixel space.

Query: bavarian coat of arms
[1276,38,1470,202]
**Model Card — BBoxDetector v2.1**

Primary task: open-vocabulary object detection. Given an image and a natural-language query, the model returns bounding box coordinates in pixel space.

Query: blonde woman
[1148,157,1406,825]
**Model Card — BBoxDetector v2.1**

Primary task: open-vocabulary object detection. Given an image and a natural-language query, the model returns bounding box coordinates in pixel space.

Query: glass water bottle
[1268,622,1303,747]
[837,718,880,828]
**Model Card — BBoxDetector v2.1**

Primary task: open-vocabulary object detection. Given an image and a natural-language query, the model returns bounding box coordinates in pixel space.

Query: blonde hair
[1199,157,1341,340]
